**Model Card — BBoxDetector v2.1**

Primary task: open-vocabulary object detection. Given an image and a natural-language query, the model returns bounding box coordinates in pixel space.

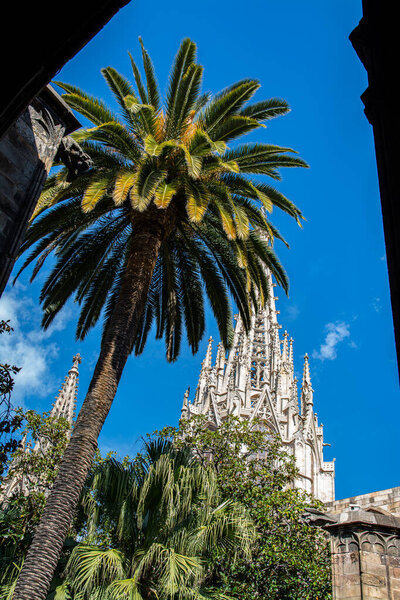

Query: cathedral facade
[181,272,335,503]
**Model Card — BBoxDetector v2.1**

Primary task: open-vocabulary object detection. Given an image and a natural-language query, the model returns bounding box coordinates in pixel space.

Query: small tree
[1,410,72,520]
[157,416,332,600]
[0,410,71,596]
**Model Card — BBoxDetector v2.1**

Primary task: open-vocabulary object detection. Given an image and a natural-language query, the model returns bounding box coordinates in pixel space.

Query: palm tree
[55,440,255,600]
[13,38,306,599]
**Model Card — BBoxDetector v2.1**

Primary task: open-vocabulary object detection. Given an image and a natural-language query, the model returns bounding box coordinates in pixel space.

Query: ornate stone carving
[56,136,93,181]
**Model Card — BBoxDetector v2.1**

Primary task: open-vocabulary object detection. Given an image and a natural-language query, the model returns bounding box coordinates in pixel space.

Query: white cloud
[0,286,71,404]
[312,321,350,361]
[285,304,300,321]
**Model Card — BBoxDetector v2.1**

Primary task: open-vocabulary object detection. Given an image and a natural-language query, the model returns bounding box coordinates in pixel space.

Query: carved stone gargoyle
[56,136,93,181]
[302,507,338,528]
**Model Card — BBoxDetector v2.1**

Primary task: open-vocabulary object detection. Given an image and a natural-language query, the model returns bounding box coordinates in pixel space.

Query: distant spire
[181,267,335,503]
[51,354,81,430]
[181,388,190,417]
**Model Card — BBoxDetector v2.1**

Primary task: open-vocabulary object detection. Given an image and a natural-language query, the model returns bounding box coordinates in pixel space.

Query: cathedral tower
[181,273,335,502]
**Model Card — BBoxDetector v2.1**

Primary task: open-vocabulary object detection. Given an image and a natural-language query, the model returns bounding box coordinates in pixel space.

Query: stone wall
[326,510,400,600]
[328,487,400,517]
[0,86,80,296]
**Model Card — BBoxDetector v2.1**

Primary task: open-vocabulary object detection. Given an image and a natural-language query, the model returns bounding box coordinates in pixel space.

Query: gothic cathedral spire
[181,269,335,503]
[50,353,81,436]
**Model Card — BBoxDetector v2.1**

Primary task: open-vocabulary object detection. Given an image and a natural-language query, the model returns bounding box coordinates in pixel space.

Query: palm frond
[133,162,166,211]
[174,63,203,137]
[113,170,138,206]
[139,38,161,110]
[154,182,177,209]
[199,80,260,135]
[57,90,117,126]
[81,177,110,213]
[101,66,136,124]
[67,545,126,597]
[209,115,262,143]
[129,52,148,104]
[239,97,290,121]
[165,39,197,138]
[186,184,209,223]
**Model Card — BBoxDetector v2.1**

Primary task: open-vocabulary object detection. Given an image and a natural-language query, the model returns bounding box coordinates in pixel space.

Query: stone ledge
[325,509,400,532]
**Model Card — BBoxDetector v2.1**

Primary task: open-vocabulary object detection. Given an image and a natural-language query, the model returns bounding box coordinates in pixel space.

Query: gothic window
[250,358,266,387]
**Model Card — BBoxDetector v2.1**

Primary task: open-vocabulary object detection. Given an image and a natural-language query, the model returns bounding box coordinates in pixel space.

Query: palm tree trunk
[13,212,169,600]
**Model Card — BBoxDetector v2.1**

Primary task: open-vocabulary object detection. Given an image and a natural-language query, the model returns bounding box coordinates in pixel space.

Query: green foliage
[2,410,71,513]
[1,417,331,599]
[63,439,255,600]
[16,38,307,361]
[158,416,332,600]
[0,409,72,598]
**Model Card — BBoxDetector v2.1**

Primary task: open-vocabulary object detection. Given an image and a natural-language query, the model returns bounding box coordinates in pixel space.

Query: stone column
[325,509,400,600]
[0,85,81,296]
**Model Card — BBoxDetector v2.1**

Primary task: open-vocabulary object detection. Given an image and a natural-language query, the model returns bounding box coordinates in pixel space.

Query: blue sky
[0,0,398,502]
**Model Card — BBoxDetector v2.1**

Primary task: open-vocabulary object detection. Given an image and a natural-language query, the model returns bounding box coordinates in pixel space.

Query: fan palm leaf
[65,444,255,600]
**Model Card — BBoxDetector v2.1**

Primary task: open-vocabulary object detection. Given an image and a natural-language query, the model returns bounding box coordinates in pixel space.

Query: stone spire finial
[292,376,299,403]
[302,353,311,385]
[272,324,281,371]
[183,387,189,404]
[203,337,213,370]
[289,337,294,370]
[181,388,190,417]
[282,331,289,362]
[215,342,225,370]
[71,353,82,372]
[301,353,313,407]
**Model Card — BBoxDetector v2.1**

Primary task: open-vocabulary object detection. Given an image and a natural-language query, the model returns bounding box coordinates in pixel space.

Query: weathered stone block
[361,573,385,586]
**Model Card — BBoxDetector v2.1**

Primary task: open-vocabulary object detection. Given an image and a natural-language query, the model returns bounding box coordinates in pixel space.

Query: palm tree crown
[18,37,306,360]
